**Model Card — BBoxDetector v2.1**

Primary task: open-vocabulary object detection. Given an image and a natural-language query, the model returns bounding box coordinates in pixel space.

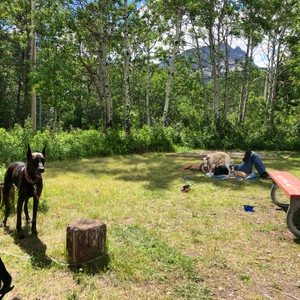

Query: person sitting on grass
[211,150,271,179]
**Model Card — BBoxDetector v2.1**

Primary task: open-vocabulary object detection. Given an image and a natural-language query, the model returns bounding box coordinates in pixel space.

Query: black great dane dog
[1,145,46,239]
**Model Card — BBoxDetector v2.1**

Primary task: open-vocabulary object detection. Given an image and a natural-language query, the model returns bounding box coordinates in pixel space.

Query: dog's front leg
[31,198,39,235]
[16,196,25,239]
[208,164,213,176]
[24,198,31,224]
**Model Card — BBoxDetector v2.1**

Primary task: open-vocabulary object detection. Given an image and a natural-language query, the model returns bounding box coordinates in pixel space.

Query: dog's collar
[24,165,42,184]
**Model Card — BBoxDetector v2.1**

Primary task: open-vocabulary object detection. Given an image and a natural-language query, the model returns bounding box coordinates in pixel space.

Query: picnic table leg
[286,197,300,238]
[271,181,289,210]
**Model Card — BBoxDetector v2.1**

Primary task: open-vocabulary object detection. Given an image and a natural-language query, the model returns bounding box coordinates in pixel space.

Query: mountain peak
[181,44,256,68]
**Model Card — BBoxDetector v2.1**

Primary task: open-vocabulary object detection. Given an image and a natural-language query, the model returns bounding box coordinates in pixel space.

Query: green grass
[1,151,300,299]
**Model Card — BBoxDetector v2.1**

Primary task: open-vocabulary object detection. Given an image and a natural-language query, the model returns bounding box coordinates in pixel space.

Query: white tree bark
[162,8,182,127]
[124,0,131,136]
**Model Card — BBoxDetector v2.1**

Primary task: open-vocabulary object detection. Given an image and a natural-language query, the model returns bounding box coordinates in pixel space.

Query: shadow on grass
[293,238,300,245]
[45,152,299,194]
[67,251,110,275]
[4,225,110,275]
[10,227,52,269]
[47,154,182,191]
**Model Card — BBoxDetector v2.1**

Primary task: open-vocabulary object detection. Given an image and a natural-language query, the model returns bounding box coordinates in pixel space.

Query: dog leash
[0,247,114,267]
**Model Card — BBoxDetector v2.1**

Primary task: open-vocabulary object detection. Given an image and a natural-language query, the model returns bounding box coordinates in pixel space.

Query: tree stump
[66,218,107,265]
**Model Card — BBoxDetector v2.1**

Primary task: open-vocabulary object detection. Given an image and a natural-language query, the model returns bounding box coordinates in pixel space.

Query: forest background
[0,0,300,164]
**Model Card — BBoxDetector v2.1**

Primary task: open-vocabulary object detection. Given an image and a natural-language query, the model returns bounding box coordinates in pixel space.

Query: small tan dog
[203,151,231,176]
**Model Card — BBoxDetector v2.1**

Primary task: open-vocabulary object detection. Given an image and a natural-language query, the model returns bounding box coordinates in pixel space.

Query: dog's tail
[0,184,15,211]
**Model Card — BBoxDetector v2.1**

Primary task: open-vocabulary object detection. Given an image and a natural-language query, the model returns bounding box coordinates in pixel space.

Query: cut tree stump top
[68,218,105,230]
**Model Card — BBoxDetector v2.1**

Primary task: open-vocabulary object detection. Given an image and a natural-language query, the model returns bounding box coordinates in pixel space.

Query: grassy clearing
[1,151,300,299]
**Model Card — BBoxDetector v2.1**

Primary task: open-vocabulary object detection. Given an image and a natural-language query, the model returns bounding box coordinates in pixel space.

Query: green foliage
[38,197,49,213]
[241,94,300,150]
[0,0,299,149]
[0,128,16,165]
[49,129,110,160]
[0,125,176,164]
[0,126,27,164]
[180,127,205,149]
[1,116,300,165]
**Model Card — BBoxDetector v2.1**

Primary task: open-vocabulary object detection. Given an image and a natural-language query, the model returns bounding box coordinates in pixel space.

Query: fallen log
[166,151,280,160]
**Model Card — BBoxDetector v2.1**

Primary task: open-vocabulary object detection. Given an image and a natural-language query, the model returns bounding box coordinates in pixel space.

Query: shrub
[0,119,299,165]
[0,128,25,164]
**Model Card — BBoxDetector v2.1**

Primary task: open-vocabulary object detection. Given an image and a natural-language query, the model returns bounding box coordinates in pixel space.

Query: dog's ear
[42,146,46,159]
[27,144,32,160]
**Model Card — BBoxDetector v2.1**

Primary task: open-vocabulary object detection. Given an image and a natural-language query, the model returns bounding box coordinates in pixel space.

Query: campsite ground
[1,151,300,299]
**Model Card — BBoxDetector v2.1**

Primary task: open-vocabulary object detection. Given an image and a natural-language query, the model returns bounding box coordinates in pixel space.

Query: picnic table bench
[269,171,300,238]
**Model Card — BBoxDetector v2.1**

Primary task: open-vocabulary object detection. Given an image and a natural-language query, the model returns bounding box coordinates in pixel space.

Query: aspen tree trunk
[190,21,210,124]
[97,48,106,130]
[264,39,275,105]
[99,0,113,129]
[269,41,282,125]
[208,28,216,115]
[146,46,151,126]
[215,34,222,127]
[103,51,113,128]
[264,37,277,125]
[221,0,230,122]
[223,36,230,120]
[238,36,251,124]
[124,0,131,136]
[243,44,254,123]
[162,8,182,127]
[208,27,221,127]
[93,3,105,131]
[30,0,37,131]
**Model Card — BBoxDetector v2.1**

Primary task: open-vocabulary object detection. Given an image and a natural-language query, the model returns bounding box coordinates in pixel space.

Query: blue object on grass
[244,205,254,212]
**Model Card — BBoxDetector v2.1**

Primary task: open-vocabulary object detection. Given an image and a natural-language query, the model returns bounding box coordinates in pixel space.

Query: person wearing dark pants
[211,149,271,178]
[235,149,271,179]
[0,258,14,299]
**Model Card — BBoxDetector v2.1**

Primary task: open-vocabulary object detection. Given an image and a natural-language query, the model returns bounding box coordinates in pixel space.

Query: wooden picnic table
[270,171,300,238]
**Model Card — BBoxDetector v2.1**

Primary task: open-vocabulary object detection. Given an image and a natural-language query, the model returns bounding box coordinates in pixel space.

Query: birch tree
[235,0,264,125]
[30,0,37,130]
[123,0,131,136]
[0,0,32,127]
[188,17,210,123]
[197,0,233,128]
[65,0,115,132]
[162,7,183,127]
[98,0,113,130]
[263,0,296,125]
